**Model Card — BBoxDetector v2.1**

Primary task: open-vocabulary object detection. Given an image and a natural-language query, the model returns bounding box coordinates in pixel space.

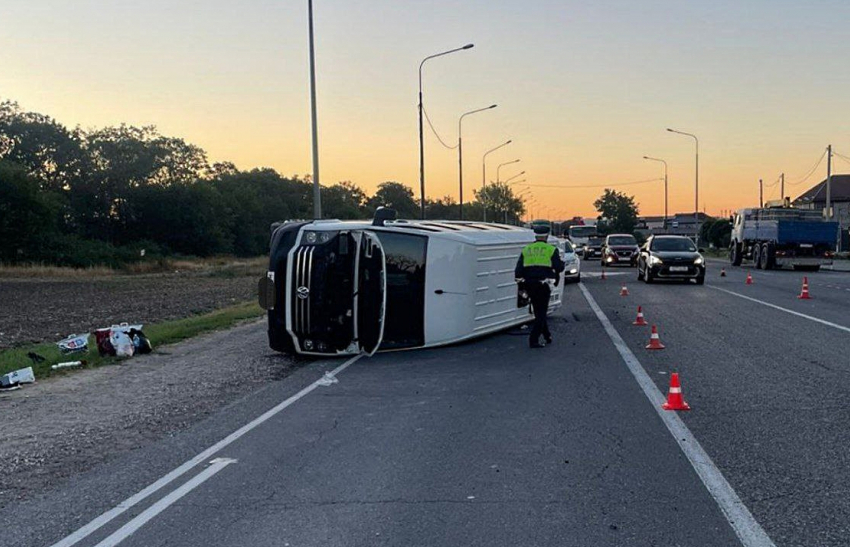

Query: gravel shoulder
[0,319,300,510]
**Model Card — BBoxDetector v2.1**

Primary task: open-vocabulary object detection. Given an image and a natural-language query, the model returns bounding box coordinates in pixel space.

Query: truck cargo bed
[742,220,838,245]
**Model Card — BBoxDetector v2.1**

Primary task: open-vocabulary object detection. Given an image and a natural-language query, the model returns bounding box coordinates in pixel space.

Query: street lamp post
[458,104,497,220]
[496,159,520,183]
[307,0,322,219]
[643,156,668,230]
[503,171,526,185]
[482,140,512,222]
[418,43,474,219]
[667,128,699,245]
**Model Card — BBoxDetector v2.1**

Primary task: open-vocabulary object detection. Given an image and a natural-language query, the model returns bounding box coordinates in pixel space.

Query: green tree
[708,218,731,248]
[593,189,639,234]
[474,182,525,224]
[426,196,460,220]
[367,181,418,219]
[0,101,89,194]
[323,181,368,219]
[0,160,62,262]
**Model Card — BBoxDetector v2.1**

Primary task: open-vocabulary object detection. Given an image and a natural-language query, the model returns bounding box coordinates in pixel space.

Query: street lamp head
[666,128,674,132]
[463,43,474,50]
[643,155,649,159]
[505,139,512,144]
[489,104,497,109]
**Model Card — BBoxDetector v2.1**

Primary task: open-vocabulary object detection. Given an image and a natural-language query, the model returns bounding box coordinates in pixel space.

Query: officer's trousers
[527,281,551,344]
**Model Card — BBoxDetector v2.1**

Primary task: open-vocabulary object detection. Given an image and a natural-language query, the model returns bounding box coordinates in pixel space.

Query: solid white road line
[49,354,362,547]
[708,285,850,334]
[579,283,776,547]
[92,458,237,547]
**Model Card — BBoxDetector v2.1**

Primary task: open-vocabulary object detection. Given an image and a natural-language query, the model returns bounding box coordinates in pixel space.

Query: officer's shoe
[544,335,553,345]
[530,339,545,349]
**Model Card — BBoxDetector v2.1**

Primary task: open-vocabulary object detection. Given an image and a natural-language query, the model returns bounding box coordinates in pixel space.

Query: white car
[560,239,581,283]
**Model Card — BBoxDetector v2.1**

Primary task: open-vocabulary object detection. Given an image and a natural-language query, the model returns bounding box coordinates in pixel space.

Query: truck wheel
[765,243,776,270]
[730,242,743,266]
[753,244,762,269]
[759,243,770,270]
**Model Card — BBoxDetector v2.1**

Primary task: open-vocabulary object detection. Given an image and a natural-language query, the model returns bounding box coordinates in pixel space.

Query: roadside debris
[52,360,87,370]
[57,333,89,354]
[94,323,152,357]
[317,371,339,386]
[1,366,36,390]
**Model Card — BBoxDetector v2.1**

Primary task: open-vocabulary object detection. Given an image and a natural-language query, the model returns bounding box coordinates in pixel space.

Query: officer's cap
[532,225,551,236]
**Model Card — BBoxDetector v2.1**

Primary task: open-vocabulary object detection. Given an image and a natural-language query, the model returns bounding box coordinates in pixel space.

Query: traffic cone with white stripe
[798,277,812,300]
[720,268,726,277]
[645,325,665,350]
[620,284,629,296]
[633,306,648,326]
[746,272,753,285]
[662,372,691,411]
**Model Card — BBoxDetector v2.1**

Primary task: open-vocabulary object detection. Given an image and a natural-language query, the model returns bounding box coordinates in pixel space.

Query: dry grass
[0,264,116,278]
[0,256,268,278]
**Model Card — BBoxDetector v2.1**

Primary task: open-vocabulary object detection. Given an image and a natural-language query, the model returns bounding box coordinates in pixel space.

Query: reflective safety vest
[521,241,556,267]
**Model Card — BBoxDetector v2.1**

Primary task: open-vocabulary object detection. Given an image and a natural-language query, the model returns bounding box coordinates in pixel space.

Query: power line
[517,177,662,189]
[787,149,827,187]
[421,105,458,150]
[832,150,850,168]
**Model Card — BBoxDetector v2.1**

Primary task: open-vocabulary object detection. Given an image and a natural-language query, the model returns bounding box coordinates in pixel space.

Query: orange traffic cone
[662,372,691,411]
[633,306,648,326]
[645,325,666,350]
[746,272,753,285]
[720,268,726,277]
[600,268,607,280]
[620,284,629,296]
[798,277,812,300]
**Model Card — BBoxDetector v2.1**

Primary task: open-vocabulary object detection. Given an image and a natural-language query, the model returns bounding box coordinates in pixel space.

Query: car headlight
[569,268,578,274]
[694,256,704,265]
[649,255,663,265]
[302,230,339,245]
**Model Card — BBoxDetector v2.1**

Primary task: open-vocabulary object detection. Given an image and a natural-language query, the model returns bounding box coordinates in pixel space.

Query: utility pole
[759,178,763,208]
[827,145,833,219]
[780,173,785,204]
[307,0,322,219]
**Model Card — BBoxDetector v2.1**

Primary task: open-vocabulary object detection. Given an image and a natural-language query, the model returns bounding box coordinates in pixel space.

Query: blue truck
[729,206,839,271]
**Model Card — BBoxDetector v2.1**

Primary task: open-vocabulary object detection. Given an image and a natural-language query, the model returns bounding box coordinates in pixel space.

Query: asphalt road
[5,257,850,547]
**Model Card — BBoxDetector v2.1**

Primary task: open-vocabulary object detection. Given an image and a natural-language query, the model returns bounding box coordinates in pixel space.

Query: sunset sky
[3,0,850,219]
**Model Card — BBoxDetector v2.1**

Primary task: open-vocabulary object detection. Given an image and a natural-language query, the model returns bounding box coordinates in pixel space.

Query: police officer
[515,225,564,348]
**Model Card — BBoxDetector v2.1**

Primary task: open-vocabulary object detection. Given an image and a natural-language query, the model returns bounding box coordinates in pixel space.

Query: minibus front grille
[293,246,315,335]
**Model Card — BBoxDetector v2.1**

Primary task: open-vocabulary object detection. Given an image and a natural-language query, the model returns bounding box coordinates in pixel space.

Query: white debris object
[1,366,35,387]
[52,361,85,370]
[316,372,339,386]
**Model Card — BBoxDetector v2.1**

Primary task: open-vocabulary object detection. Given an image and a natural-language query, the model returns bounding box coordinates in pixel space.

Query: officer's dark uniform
[515,227,565,348]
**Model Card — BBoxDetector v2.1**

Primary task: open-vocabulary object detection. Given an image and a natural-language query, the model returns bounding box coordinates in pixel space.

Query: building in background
[792,175,850,250]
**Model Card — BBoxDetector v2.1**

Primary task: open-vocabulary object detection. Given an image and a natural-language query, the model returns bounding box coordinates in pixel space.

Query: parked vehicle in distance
[584,236,604,259]
[567,224,597,256]
[729,206,839,271]
[637,235,706,284]
[560,239,581,283]
[602,234,639,266]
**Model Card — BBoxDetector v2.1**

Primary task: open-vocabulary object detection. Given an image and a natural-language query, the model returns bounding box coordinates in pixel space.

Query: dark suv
[602,234,639,267]
[637,235,706,284]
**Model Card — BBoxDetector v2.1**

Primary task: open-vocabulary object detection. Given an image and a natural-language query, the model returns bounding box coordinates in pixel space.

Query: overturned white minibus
[258,211,564,357]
